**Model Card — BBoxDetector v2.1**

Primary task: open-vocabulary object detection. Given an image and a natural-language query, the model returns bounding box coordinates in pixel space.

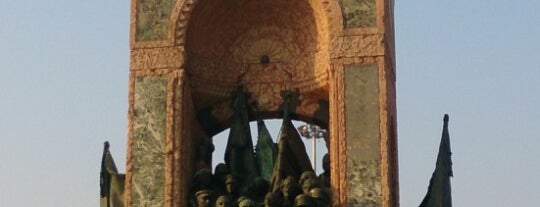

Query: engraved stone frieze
[331,34,385,58]
[130,46,184,70]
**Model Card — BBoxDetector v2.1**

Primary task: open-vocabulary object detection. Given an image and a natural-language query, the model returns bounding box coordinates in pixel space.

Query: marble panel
[344,64,381,206]
[136,0,177,41]
[339,0,376,28]
[131,76,167,207]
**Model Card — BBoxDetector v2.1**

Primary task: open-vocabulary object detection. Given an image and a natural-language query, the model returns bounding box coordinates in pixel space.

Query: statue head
[213,163,230,184]
[299,171,318,186]
[214,163,230,177]
[249,177,270,198]
[301,179,317,194]
[281,176,298,198]
[224,174,239,194]
[264,192,283,207]
[294,194,315,207]
[309,188,330,207]
[193,169,213,191]
[237,197,256,207]
[195,189,213,207]
[215,195,232,207]
[322,153,330,172]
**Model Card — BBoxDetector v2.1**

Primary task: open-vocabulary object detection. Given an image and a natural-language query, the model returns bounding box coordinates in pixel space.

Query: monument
[118,0,398,206]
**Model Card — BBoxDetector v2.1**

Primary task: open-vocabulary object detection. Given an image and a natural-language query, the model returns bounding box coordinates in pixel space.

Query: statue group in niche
[192,157,331,207]
[190,91,331,207]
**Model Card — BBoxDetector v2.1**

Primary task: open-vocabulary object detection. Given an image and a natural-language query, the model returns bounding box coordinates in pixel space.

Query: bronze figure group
[191,156,331,207]
[190,91,331,207]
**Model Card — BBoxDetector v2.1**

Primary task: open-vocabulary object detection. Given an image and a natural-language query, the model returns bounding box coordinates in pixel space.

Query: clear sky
[1,0,539,206]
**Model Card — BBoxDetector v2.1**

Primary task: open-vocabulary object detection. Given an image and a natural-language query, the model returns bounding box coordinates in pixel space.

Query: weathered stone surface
[131,76,167,207]
[136,0,177,41]
[339,0,376,28]
[130,46,184,70]
[347,160,382,206]
[344,64,381,206]
[331,34,385,58]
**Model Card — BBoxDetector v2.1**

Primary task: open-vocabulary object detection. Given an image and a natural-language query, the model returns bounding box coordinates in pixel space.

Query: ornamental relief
[130,46,184,70]
[184,0,329,100]
[207,90,326,127]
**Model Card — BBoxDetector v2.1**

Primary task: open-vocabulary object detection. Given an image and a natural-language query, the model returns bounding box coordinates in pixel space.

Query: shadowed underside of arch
[182,0,331,130]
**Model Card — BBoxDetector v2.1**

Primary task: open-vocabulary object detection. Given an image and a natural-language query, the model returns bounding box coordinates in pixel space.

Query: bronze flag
[224,90,259,190]
[419,114,453,207]
[255,120,277,181]
[270,94,313,192]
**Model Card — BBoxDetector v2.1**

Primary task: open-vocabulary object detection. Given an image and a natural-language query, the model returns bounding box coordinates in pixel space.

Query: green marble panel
[136,0,177,41]
[131,76,167,207]
[339,0,376,28]
[344,64,381,206]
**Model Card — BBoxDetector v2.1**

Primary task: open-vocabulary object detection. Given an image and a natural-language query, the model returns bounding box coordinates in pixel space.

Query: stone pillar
[125,45,186,207]
[329,0,397,206]
[126,21,187,205]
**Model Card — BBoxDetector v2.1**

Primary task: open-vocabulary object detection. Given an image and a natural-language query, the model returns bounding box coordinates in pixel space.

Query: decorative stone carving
[130,46,184,70]
[183,0,329,103]
[331,34,385,58]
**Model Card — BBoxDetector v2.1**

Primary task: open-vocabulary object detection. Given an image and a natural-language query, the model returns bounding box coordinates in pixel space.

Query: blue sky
[1,1,539,206]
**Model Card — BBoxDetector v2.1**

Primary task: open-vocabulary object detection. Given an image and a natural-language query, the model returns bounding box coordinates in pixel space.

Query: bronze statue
[192,169,213,192]
[264,192,283,207]
[195,138,215,171]
[215,195,232,207]
[299,171,319,193]
[279,176,301,207]
[237,197,256,207]
[212,163,231,194]
[224,174,240,200]
[294,194,315,207]
[244,177,270,206]
[270,93,313,192]
[318,153,330,188]
[255,120,276,181]
[195,189,213,207]
[224,90,258,191]
[300,179,317,195]
[309,188,330,207]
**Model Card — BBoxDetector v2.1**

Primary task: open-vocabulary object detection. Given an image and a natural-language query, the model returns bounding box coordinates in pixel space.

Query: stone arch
[171,0,344,47]
[172,0,339,137]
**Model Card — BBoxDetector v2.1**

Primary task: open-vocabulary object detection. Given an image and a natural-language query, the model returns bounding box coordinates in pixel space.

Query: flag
[255,120,277,181]
[100,142,125,207]
[419,114,453,207]
[270,94,313,192]
[224,90,259,190]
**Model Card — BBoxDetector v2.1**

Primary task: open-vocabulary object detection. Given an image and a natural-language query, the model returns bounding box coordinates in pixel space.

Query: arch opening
[184,0,331,122]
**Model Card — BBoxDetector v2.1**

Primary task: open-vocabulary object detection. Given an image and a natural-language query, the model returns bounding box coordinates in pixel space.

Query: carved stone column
[328,0,397,206]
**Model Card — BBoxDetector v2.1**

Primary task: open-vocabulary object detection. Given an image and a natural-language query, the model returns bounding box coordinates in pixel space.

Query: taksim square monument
[101,0,408,206]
